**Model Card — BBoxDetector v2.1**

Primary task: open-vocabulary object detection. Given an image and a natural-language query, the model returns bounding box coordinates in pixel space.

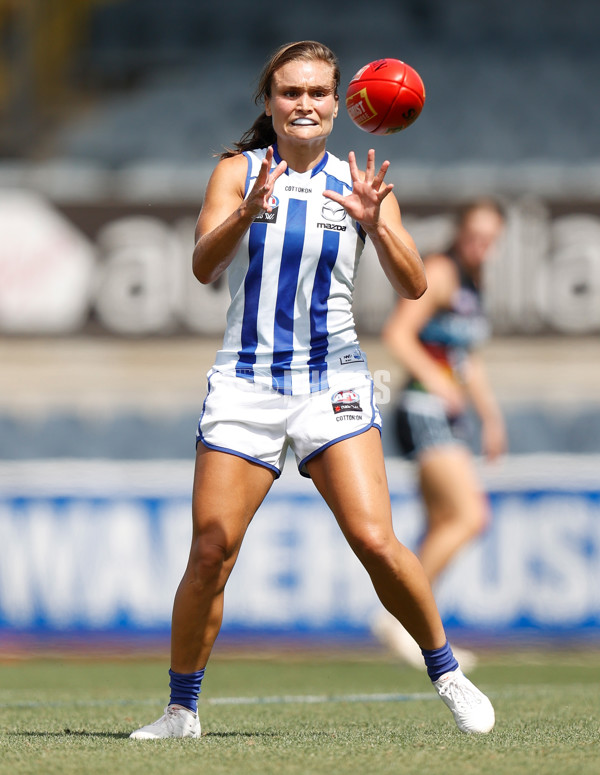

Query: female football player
[130,41,494,740]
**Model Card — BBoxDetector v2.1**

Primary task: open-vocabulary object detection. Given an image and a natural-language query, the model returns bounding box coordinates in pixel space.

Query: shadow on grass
[203,731,279,738]
[13,730,131,739]
[13,730,282,740]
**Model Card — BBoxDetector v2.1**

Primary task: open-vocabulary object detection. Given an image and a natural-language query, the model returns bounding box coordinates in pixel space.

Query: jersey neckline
[273,144,329,178]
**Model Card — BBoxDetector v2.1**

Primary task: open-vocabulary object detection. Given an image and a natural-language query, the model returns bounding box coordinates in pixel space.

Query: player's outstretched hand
[245,146,287,216]
[323,149,394,231]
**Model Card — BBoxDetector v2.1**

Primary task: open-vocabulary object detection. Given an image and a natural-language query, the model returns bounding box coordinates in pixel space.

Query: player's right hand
[245,146,287,216]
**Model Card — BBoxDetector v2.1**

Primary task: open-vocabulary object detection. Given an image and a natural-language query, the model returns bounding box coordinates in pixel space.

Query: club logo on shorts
[331,389,363,416]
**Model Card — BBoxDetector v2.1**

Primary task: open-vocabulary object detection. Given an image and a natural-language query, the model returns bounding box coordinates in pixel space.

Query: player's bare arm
[383,257,467,415]
[323,149,426,299]
[463,351,507,460]
[193,147,287,284]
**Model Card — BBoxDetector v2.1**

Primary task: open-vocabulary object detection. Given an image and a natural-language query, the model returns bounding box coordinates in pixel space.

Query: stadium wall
[2,168,600,337]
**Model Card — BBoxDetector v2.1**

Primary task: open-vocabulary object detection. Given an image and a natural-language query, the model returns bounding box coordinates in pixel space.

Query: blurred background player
[372,199,507,671]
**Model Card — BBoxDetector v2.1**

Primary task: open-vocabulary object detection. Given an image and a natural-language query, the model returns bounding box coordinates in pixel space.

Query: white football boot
[433,668,495,734]
[129,704,201,739]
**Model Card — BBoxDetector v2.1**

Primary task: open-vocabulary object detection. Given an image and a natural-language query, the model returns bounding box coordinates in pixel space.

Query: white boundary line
[207,692,436,706]
[0,683,587,711]
[0,692,436,710]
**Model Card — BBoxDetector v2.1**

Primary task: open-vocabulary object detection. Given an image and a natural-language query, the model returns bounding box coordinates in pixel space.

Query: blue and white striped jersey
[212,146,368,394]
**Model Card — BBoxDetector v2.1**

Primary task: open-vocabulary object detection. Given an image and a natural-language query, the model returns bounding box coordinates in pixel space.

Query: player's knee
[348,526,396,568]
[188,535,231,581]
[461,497,490,540]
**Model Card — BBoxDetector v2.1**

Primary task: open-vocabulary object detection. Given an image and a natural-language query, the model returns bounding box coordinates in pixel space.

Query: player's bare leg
[130,447,275,739]
[417,446,489,581]
[307,428,494,733]
[171,446,276,671]
[373,445,487,672]
[306,428,445,650]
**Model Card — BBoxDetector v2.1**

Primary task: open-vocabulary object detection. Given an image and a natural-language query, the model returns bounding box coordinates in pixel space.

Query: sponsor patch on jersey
[332,389,362,415]
[340,349,365,366]
[285,185,312,194]
[317,222,347,231]
[254,195,279,223]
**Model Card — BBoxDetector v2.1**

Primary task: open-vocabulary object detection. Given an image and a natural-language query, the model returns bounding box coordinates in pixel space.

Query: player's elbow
[193,252,220,285]
[402,276,427,300]
[396,256,427,299]
[194,266,216,285]
[413,276,428,299]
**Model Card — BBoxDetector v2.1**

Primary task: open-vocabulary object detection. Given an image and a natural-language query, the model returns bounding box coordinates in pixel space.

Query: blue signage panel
[0,458,599,639]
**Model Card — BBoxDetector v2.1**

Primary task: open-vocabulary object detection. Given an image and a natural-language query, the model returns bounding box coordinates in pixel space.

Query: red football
[345,58,426,135]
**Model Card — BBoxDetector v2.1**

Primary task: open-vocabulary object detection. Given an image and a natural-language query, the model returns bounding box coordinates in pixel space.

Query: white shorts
[196,369,382,478]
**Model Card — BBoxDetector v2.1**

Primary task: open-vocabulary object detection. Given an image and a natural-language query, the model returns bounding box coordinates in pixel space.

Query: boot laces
[440,678,480,712]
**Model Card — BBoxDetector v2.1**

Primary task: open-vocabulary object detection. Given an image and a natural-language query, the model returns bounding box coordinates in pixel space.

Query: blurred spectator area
[2,1,600,462]
[0,0,107,157]
[1,335,600,459]
[1,0,600,165]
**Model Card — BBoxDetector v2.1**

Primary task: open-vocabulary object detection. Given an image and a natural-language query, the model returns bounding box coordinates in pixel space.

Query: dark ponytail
[221,113,277,158]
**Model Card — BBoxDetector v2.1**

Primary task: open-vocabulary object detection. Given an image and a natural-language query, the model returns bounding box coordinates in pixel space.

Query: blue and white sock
[421,640,459,682]
[168,667,205,714]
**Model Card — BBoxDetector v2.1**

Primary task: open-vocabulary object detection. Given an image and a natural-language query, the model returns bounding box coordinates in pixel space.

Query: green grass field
[1,648,599,775]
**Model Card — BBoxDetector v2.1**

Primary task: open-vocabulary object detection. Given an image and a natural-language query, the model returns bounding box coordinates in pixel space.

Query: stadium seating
[49,0,600,167]
[3,0,600,462]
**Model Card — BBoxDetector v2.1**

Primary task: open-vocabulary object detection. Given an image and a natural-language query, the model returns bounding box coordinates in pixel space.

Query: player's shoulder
[213,152,249,176]
[207,152,250,196]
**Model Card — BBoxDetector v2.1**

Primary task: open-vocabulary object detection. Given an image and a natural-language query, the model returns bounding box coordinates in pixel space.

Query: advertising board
[1,457,598,641]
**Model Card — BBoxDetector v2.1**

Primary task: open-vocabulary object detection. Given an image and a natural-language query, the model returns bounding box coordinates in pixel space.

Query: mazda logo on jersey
[254,195,279,223]
[331,389,362,414]
[318,200,347,231]
[321,201,347,222]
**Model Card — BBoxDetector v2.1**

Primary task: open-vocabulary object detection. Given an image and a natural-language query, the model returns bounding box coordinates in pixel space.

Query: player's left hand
[323,149,394,231]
